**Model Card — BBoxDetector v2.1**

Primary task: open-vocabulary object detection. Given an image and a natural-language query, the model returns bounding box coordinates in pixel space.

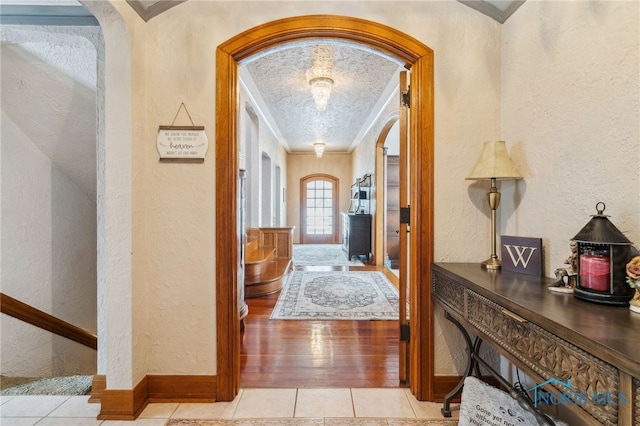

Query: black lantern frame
[572,203,633,306]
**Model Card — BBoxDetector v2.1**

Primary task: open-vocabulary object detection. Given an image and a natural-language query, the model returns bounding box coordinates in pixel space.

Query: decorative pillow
[459,376,568,426]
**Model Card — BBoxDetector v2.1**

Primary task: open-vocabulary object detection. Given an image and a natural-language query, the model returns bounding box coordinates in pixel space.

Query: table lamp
[466,141,523,270]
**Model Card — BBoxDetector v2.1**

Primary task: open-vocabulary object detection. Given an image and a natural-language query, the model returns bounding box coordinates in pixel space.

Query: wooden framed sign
[500,235,543,276]
[157,126,208,159]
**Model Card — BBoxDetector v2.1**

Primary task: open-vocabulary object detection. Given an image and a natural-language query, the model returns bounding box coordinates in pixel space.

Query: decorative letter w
[504,245,537,268]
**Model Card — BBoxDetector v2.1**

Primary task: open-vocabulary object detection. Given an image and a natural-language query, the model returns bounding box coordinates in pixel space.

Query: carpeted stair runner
[0,375,92,396]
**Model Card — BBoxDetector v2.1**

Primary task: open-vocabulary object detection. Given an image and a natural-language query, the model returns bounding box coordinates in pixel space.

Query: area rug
[0,375,92,395]
[292,244,364,267]
[270,271,398,320]
[167,419,458,425]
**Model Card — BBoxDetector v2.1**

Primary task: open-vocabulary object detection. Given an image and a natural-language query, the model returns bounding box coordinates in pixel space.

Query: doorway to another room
[300,174,339,244]
[216,15,435,402]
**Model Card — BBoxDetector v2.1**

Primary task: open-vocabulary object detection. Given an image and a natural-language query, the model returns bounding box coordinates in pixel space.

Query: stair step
[244,236,260,255]
[245,259,292,298]
[245,247,276,277]
[0,375,93,396]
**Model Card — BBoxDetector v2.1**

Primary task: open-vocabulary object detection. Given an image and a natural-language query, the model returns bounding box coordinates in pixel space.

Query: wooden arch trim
[376,113,401,148]
[218,15,431,66]
[216,14,434,402]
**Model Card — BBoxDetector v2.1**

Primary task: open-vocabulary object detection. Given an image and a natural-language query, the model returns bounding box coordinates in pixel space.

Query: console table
[432,263,640,426]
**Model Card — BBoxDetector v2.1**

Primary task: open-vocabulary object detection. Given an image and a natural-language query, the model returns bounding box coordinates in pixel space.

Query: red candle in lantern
[579,253,610,292]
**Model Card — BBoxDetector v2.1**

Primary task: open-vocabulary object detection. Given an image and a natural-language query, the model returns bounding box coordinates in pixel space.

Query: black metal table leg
[471,336,483,378]
[441,310,476,417]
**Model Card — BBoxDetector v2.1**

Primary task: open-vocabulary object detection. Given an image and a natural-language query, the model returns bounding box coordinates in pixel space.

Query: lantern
[572,202,634,306]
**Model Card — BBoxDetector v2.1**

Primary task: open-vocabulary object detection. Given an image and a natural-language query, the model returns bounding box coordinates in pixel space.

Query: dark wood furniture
[432,263,640,426]
[342,213,372,260]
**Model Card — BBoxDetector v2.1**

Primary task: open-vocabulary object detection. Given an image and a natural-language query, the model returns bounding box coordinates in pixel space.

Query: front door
[300,174,339,244]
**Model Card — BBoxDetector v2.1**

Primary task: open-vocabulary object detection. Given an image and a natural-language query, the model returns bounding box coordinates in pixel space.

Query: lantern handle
[595,202,606,215]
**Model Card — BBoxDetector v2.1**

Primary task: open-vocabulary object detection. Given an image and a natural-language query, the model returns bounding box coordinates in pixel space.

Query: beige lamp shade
[466,141,523,180]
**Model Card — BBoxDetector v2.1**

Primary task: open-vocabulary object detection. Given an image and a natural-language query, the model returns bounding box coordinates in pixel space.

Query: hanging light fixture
[314,142,325,158]
[307,45,334,111]
[308,77,333,111]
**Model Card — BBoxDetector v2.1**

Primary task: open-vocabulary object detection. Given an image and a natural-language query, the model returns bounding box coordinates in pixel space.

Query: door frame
[215,15,434,401]
[374,112,400,267]
[300,173,340,244]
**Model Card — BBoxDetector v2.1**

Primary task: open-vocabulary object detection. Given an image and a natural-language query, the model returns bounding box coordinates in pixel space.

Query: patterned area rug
[167,419,458,425]
[292,244,364,267]
[270,271,398,320]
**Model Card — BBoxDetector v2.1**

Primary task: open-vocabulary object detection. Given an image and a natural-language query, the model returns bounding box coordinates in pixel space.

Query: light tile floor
[0,388,460,425]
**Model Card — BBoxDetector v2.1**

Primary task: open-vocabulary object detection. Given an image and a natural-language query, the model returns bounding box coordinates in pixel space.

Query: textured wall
[501,1,640,273]
[9,0,635,390]
[133,0,501,377]
[0,27,99,377]
[82,0,141,389]
[498,5,639,422]
[17,0,631,386]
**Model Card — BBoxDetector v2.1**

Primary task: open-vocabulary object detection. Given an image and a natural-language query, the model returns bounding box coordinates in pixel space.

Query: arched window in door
[300,174,339,244]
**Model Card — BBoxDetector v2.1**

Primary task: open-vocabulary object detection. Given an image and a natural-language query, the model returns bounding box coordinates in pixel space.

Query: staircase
[244,227,294,298]
[0,293,97,396]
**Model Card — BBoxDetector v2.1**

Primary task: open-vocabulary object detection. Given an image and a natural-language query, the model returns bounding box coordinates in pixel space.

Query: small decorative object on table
[549,242,578,293]
[500,235,542,276]
[627,256,640,314]
[571,202,634,306]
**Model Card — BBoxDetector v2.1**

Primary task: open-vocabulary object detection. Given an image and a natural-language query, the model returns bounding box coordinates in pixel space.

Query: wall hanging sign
[157,103,208,160]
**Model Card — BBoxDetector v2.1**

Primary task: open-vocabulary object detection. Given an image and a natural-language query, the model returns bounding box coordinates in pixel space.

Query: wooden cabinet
[342,213,371,260]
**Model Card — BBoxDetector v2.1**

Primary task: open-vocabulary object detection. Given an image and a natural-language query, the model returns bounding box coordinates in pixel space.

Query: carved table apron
[432,263,640,426]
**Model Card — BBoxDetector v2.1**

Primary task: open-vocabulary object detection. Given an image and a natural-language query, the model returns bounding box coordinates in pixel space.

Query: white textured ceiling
[0,0,527,158]
[241,42,404,154]
[1,27,99,199]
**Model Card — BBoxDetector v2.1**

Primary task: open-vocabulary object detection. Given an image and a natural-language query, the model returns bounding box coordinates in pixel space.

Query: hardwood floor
[240,265,405,388]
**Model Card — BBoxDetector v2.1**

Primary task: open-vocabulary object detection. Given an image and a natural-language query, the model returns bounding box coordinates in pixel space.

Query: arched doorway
[300,174,340,244]
[374,113,401,268]
[216,15,434,401]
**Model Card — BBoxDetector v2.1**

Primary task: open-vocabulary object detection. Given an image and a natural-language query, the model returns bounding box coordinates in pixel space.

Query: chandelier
[308,77,333,111]
[306,46,334,111]
[314,142,325,158]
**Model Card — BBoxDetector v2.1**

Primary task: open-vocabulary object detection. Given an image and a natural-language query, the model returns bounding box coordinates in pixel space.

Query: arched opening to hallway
[216,14,435,402]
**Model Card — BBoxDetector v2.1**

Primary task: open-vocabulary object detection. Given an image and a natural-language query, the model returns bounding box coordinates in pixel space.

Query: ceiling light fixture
[308,77,333,111]
[314,142,325,158]
[307,45,334,111]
